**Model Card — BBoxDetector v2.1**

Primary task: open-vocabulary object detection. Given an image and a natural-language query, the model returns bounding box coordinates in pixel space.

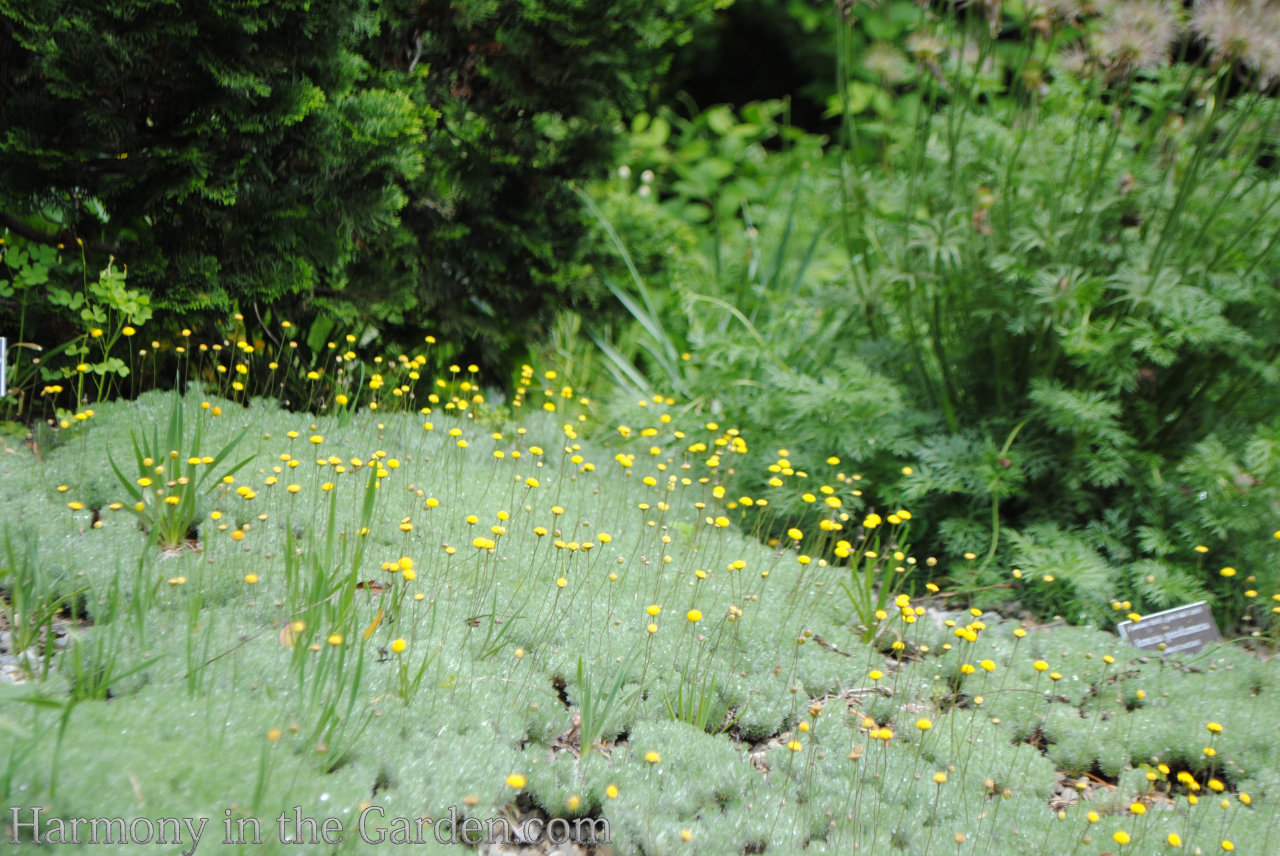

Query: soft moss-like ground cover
[1,390,1277,855]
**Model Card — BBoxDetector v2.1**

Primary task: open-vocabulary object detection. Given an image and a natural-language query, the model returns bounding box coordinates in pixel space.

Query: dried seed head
[864,42,911,85]
[1192,0,1280,87]
[1058,42,1100,78]
[1094,0,1180,78]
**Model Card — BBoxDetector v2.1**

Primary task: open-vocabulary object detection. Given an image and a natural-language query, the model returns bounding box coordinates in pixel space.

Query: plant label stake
[1117,601,1221,655]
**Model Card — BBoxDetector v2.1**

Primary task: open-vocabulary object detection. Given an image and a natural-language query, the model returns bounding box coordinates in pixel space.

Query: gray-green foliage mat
[1,392,1276,854]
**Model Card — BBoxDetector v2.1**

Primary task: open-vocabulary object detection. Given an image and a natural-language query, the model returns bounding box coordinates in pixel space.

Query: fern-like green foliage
[864,77,1280,624]
[1004,525,1117,624]
[593,16,1280,630]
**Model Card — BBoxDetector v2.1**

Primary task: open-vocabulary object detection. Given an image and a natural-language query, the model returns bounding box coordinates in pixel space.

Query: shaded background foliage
[0,0,420,311]
[0,0,720,367]
[347,0,725,361]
